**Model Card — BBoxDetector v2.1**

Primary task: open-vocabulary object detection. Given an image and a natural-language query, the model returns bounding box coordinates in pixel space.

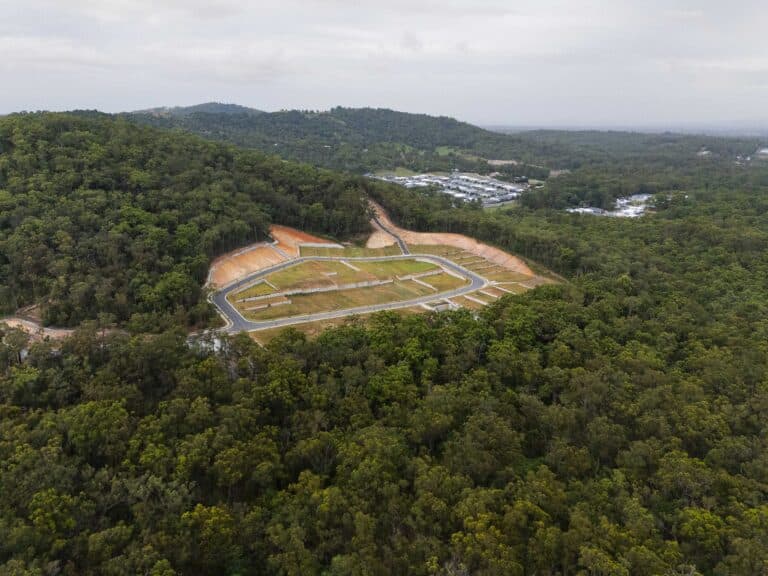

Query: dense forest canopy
[2,108,768,575]
[3,173,768,573]
[0,113,372,328]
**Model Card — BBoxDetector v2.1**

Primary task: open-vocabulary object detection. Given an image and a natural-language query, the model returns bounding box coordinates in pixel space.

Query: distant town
[368,171,530,206]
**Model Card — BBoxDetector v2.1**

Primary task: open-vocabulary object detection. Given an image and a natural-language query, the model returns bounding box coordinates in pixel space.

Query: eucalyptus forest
[1,112,768,575]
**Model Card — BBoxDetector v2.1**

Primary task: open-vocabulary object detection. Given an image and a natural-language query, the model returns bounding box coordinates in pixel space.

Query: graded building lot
[300,245,402,257]
[243,281,438,321]
[355,259,437,277]
[452,296,485,310]
[419,272,469,292]
[230,258,440,306]
[260,260,370,291]
[493,282,529,295]
[408,245,466,259]
[231,281,276,300]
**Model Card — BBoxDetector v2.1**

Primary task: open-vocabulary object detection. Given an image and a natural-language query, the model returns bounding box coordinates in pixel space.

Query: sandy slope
[369,202,534,276]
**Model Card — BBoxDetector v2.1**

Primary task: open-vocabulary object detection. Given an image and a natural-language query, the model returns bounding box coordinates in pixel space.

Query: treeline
[0,113,372,328]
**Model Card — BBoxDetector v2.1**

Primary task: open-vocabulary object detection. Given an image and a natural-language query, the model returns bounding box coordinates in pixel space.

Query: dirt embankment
[270,225,339,258]
[207,225,342,288]
[369,202,534,276]
[365,229,398,249]
[208,245,287,288]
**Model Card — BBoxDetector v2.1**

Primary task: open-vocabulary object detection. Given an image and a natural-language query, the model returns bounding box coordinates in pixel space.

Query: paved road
[371,214,410,255]
[211,253,488,333]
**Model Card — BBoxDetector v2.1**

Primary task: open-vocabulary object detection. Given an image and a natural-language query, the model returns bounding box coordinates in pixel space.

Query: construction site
[207,203,552,338]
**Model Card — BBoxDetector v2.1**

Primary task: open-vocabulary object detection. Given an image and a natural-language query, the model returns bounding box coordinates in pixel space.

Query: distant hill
[125,105,763,178]
[124,106,560,177]
[134,101,265,118]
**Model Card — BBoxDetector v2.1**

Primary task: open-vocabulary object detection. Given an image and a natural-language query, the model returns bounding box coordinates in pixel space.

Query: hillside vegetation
[0,113,372,328]
[127,104,766,209]
[1,110,768,575]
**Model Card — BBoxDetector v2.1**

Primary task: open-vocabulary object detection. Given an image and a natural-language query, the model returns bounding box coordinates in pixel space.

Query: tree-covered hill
[0,112,372,328]
[2,108,768,575]
[125,105,765,178]
[125,105,571,174]
[135,102,265,118]
[2,166,768,572]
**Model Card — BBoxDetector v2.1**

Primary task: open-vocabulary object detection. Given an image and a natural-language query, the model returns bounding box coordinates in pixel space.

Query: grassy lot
[355,259,437,277]
[420,272,468,292]
[465,291,495,304]
[453,296,485,310]
[266,261,373,290]
[300,245,402,257]
[483,269,534,283]
[233,258,442,304]
[493,282,529,294]
[481,287,508,298]
[229,280,276,302]
[408,245,467,258]
[244,281,436,321]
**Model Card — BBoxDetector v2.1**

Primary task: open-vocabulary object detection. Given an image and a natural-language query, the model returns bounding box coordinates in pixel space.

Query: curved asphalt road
[211,253,488,333]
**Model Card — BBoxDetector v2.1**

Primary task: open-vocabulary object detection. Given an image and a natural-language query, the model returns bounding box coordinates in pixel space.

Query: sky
[2,0,767,129]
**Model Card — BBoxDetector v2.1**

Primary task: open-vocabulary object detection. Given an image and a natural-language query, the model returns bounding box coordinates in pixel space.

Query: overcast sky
[2,0,767,128]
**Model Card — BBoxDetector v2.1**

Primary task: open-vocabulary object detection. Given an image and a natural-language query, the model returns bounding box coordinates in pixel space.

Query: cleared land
[366,229,398,249]
[300,245,401,257]
[228,258,460,323]
[271,225,340,258]
[243,281,438,321]
[208,245,286,288]
[371,202,534,276]
[420,272,469,292]
[230,258,440,304]
[209,204,554,334]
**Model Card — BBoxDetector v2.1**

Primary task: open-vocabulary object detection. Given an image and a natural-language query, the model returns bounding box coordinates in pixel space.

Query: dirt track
[369,202,534,276]
[1,318,74,341]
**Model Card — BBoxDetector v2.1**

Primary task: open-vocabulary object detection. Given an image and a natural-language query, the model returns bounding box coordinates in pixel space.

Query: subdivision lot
[300,245,402,257]
[230,258,442,306]
[409,244,467,258]
[419,272,469,292]
[243,280,437,321]
[355,258,437,277]
[452,296,485,310]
